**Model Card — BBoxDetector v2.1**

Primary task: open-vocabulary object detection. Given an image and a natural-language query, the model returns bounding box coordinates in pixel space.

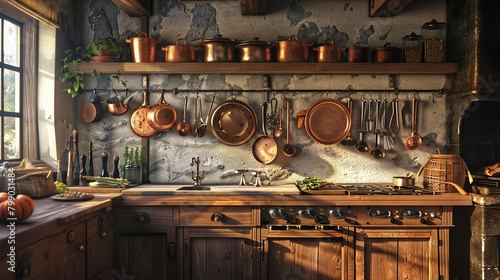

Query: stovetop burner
[338,184,438,195]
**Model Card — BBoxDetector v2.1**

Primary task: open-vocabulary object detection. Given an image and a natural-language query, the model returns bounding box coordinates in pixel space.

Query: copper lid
[236,38,273,48]
[199,35,236,45]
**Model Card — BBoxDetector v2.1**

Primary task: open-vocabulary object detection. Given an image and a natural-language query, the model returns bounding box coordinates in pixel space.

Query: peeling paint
[286,1,312,26]
[88,0,120,39]
[358,25,374,45]
[379,29,392,41]
[320,26,349,47]
[185,3,219,42]
[297,22,319,44]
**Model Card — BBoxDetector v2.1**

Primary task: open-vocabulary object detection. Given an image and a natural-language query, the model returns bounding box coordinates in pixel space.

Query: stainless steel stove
[298,183,440,195]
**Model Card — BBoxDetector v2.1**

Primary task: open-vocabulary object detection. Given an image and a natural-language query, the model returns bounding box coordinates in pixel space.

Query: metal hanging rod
[85,88,446,94]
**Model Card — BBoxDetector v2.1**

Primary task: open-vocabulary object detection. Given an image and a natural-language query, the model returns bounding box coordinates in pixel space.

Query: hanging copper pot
[147,89,177,132]
[126,32,161,63]
[304,100,351,145]
[162,38,199,62]
[275,35,313,62]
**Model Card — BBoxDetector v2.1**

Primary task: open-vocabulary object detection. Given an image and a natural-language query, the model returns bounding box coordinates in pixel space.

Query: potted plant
[121,145,144,185]
[60,37,127,97]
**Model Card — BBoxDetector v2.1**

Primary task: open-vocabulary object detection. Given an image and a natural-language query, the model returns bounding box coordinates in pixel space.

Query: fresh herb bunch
[296,177,328,190]
[121,145,144,178]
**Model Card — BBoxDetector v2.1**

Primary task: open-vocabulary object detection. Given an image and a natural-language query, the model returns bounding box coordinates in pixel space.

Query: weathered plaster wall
[70,0,449,185]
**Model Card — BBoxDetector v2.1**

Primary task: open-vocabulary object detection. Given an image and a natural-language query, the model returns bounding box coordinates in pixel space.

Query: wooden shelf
[72,62,458,75]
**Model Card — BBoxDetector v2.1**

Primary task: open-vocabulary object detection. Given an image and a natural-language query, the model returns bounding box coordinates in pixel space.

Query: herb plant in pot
[89,37,127,62]
[121,145,144,185]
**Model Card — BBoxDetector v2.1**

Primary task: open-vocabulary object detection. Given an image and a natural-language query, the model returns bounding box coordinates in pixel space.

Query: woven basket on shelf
[418,154,471,193]
[14,171,57,198]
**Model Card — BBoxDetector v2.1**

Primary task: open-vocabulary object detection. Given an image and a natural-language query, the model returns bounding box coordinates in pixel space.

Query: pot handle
[324,39,334,46]
[139,32,148,37]
[177,38,187,45]
[384,42,391,48]
[288,35,298,41]
[312,47,319,51]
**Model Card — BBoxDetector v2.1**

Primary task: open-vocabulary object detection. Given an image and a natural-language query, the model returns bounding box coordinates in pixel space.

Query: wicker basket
[419,154,470,193]
[14,171,57,198]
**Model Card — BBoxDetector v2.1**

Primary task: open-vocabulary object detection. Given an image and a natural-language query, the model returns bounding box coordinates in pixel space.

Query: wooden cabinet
[0,238,50,280]
[260,228,346,280]
[49,222,87,280]
[353,229,440,280]
[87,212,113,279]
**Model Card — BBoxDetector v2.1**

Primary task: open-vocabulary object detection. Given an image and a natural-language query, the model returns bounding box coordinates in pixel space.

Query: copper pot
[235,38,274,62]
[275,35,313,62]
[199,36,236,62]
[347,42,368,63]
[78,90,103,124]
[313,39,343,63]
[162,38,199,62]
[126,32,161,63]
[147,89,177,132]
[373,42,401,63]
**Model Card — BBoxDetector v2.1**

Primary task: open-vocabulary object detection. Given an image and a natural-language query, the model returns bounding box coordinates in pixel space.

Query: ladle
[193,97,199,137]
[340,97,356,146]
[274,106,283,138]
[177,96,191,136]
[283,98,296,156]
[355,98,371,153]
[371,134,385,159]
[197,94,215,137]
[405,97,422,150]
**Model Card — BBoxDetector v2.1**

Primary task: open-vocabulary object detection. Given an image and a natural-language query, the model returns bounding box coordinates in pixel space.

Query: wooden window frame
[0,3,39,165]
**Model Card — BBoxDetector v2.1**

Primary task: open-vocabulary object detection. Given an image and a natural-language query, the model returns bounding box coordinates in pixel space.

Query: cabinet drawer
[87,212,113,278]
[177,206,255,226]
[0,238,49,280]
[49,222,86,280]
[114,206,173,232]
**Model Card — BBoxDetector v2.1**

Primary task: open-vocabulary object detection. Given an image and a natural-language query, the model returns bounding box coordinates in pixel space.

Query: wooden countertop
[0,194,122,256]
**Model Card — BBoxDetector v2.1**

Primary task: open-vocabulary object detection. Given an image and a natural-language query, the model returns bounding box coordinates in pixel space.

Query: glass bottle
[403,32,422,62]
[72,129,80,186]
[422,19,445,62]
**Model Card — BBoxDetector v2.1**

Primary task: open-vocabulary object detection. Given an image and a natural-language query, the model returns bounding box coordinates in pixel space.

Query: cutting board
[298,184,346,195]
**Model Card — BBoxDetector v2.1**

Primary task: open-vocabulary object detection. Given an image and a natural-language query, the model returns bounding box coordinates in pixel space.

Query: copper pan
[304,100,351,145]
[252,102,277,164]
[78,90,103,123]
[147,89,177,132]
[210,99,257,146]
[130,91,157,137]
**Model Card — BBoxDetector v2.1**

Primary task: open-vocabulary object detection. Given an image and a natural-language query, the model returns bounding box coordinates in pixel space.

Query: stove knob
[136,213,150,223]
[297,208,317,219]
[328,207,346,219]
[269,207,290,223]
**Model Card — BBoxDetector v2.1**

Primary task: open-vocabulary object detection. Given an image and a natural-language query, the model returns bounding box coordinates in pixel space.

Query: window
[0,14,23,161]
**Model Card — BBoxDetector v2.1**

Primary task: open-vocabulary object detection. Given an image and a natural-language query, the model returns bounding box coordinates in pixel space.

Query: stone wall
[69,0,449,185]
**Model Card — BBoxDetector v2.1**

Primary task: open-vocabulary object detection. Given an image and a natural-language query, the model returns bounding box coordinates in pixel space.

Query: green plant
[121,145,144,178]
[60,37,127,97]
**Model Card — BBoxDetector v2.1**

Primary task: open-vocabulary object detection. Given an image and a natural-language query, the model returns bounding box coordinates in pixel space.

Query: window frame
[0,3,39,165]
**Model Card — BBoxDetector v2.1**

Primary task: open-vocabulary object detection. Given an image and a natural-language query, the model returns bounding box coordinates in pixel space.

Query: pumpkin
[0,193,35,223]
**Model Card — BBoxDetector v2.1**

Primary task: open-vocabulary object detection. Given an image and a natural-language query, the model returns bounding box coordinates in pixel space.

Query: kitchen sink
[176,186,211,191]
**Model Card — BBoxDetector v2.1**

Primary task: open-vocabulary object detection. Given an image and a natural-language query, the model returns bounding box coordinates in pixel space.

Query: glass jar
[422,19,445,62]
[403,32,422,62]
[123,165,141,185]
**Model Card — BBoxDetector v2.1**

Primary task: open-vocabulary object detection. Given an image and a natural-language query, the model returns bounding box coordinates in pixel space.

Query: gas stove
[298,183,440,195]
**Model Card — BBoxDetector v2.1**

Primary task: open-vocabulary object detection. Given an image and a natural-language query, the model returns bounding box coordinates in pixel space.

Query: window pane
[3,69,20,112]
[0,20,2,64]
[4,117,20,159]
[3,20,20,67]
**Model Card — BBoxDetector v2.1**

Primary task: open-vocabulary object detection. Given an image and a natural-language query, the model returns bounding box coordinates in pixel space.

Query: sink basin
[121,184,301,196]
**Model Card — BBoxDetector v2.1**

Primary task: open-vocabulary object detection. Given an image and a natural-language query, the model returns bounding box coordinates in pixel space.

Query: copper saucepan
[313,39,343,63]
[106,91,138,116]
[275,35,313,62]
[162,38,200,62]
[252,102,277,164]
[126,32,161,63]
[147,89,177,132]
[130,91,157,137]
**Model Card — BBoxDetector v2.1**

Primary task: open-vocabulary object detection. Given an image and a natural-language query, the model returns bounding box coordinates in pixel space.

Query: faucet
[191,157,204,186]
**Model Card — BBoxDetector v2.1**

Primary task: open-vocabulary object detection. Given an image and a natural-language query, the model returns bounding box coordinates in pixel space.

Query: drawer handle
[98,217,104,228]
[168,242,175,261]
[101,231,107,238]
[211,212,223,222]
[67,231,75,243]
[16,260,30,278]
[136,212,150,223]
[77,244,85,251]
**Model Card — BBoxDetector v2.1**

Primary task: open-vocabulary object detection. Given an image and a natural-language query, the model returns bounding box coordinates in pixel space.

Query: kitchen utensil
[382,99,394,150]
[405,97,422,150]
[106,90,138,116]
[210,99,257,146]
[393,176,415,187]
[130,91,157,137]
[373,42,401,63]
[313,39,343,63]
[389,97,400,135]
[193,97,199,137]
[147,89,178,132]
[370,134,385,159]
[366,98,374,133]
[126,32,161,63]
[162,38,199,62]
[235,38,274,62]
[296,110,307,128]
[274,106,283,139]
[347,42,368,62]
[283,98,296,156]
[78,89,103,124]
[266,97,279,134]
[355,99,371,153]
[252,102,277,164]
[198,94,216,137]
[304,100,351,145]
[177,96,191,136]
[340,97,356,146]
[275,35,313,62]
[199,35,236,62]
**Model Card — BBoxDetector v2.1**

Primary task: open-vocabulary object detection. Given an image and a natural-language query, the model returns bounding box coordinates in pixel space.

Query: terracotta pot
[162,38,199,62]
[235,38,274,62]
[275,35,313,62]
[373,42,401,63]
[313,39,343,63]
[199,36,236,62]
[347,42,368,63]
[126,32,160,63]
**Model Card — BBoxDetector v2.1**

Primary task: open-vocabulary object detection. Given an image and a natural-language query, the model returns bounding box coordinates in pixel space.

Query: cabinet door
[49,222,86,280]
[114,229,175,280]
[183,227,255,280]
[261,232,344,280]
[354,229,439,280]
[87,211,113,279]
[0,238,49,280]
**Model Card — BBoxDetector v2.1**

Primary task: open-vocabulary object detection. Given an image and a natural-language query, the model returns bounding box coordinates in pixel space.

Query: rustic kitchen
[0,0,499,279]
